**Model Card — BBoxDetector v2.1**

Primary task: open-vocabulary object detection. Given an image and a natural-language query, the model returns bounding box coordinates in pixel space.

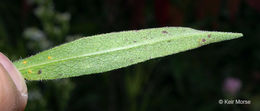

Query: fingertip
[0,53,28,110]
[0,52,27,92]
[0,63,24,110]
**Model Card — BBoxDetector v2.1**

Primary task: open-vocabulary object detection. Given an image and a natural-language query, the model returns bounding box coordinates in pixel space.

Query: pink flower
[223,77,241,95]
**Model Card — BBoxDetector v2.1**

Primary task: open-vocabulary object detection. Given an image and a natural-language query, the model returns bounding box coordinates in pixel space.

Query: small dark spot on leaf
[130,59,134,62]
[202,39,206,42]
[162,31,168,34]
[208,34,211,38]
[38,69,42,74]
[133,40,137,43]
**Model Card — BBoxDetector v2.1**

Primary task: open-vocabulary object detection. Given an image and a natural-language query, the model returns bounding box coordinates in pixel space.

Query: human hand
[0,53,28,111]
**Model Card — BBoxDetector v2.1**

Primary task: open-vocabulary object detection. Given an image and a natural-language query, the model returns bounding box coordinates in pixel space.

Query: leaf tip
[233,32,243,38]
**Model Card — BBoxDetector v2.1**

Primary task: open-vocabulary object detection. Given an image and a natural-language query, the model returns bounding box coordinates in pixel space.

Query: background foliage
[0,0,259,110]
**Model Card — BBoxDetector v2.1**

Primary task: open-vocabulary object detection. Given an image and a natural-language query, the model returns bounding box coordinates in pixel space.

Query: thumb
[0,53,28,111]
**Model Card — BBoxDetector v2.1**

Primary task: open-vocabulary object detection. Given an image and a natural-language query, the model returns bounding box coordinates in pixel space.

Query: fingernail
[0,53,28,104]
[0,63,19,110]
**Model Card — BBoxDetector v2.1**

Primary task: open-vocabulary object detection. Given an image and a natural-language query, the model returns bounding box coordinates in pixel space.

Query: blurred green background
[0,0,260,110]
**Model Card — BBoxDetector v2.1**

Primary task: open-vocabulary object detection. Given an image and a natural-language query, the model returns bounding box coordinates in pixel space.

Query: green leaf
[14,27,243,80]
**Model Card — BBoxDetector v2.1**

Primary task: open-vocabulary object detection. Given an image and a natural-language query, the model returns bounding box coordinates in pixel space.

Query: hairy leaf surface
[14,27,243,80]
